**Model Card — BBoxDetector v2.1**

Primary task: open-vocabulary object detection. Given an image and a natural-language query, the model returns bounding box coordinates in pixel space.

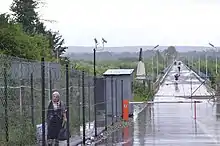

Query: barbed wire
[0,85,92,91]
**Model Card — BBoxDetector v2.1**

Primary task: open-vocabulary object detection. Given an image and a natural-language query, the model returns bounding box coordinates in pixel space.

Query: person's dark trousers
[47,139,59,146]
[47,139,53,146]
[55,139,59,146]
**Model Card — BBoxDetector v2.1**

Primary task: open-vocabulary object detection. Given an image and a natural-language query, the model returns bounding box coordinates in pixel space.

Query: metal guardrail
[130,100,202,104]
[183,64,215,95]
[152,63,174,93]
[159,63,174,84]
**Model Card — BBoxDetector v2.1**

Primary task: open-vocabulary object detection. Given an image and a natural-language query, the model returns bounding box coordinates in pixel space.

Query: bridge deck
[92,63,220,146]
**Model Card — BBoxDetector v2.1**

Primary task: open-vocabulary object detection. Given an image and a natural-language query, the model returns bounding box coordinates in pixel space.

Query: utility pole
[93,37,107,136]
[209,43,218,74]
[151,45,159,79]
[152,55,154,78]
[198,55,200,75]
[56,48,59,63]
[205,53,208,78]
[156,51,159,77]
[216,53,218,75]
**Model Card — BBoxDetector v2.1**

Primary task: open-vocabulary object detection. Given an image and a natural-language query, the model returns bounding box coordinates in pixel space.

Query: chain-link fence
[0,55,133,146]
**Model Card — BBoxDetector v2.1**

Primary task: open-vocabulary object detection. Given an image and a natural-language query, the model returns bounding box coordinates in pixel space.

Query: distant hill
[66,46,216,53]
[64,46,219,61]
[65,50,155,61]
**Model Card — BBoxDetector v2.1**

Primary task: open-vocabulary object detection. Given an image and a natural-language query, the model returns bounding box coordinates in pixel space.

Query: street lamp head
[94,38,98,44]
[209,43,215,47]
[154,45,159,49]
[102,38,107,43]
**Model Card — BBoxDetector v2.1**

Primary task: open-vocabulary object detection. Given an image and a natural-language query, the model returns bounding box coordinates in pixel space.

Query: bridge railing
[152,63,174,94]
[183,63,215,95]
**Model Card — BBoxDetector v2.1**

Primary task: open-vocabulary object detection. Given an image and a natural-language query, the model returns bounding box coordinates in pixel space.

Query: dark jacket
[174,74,179,80]
[47,100,66,139]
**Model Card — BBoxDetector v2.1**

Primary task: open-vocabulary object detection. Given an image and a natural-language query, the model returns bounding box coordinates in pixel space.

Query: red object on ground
[123,126,130,146]
[123,100,129,121]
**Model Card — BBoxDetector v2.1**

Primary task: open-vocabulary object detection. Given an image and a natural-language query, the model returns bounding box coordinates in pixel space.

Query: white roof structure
[103,69,134,75]
[136,61,146,80]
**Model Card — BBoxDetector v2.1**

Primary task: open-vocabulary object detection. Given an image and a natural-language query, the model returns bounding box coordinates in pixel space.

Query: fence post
[3,65,9,142]
[49,69,52,100]
[19,79,24,116]
[20,78,25,140]
[69,71,73,133]
[82,71,86,145]
[93,48,98,137]
[104,78,107,130]
[30,73,34,127]
[69,70,73,105]
[121,80,124,118]
[88,80,91,129]
[77,73,81,135]
[66,63,70,146]
[41,57,46,146]
[115,79,118,122]
[111,77,114,125]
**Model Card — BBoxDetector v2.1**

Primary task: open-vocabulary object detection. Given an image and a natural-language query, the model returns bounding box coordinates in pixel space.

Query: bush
[133,81,152,101]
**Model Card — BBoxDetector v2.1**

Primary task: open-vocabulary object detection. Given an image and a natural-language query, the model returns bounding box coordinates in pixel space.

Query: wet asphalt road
[93,63,220,146]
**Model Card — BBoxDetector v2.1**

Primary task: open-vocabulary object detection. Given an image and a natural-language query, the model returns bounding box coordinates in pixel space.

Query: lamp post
[198,54,200,75]
[151,45,159,79]
[93,37,107,137]
[164,53,168,67]
[209,43,218,75]
[205,50,208,78]
[156,50,159,77]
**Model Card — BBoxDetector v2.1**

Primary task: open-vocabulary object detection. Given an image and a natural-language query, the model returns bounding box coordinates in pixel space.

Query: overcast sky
[1,0,220,47]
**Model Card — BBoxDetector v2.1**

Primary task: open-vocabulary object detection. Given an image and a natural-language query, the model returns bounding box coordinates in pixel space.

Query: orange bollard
[123,100,129,121]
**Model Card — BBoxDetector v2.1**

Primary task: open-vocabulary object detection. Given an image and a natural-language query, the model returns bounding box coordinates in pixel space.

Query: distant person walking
[177,66,180,73]
[47,91,67,146]
[177,62,181,74]
[174,73,180,84]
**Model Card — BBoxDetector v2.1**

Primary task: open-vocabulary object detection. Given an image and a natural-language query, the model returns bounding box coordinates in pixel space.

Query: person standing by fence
[47,91,67,146]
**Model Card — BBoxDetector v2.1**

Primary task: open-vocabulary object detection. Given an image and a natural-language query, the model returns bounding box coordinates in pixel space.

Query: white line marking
[130,102,144,104]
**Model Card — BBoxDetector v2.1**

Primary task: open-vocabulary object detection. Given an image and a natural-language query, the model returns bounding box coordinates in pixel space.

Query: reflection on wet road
[94,63,220,146]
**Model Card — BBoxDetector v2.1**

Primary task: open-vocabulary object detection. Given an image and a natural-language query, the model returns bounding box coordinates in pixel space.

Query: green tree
[155,50,164,62]
[0,22,52,60]
[35,20,47,34]
[164,46,178,63]
[47,30,68,61]
[10,0,40,34]
[167,46,177,56]
[10,0,68,60]
[0,13,12,24]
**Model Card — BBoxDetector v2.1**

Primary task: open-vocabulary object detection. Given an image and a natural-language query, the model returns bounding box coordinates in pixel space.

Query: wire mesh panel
[68,69,81,136]
[0,55,131,146]
[0,55,44,145]
[81,72,95,135]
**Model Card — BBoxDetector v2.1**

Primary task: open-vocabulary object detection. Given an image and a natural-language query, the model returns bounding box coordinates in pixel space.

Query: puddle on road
[91,104,152,146]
